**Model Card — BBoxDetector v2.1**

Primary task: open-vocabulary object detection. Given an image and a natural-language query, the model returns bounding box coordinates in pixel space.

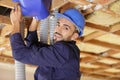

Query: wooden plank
[114,30,120,35]
[108,78,120,80]
[82,31,106,42]
[86,22,110,32]
[105,49,120,56]
[110,23,120,32]
[80,56,97,63]
[92,62,114,68]
[0,0,16,9]
[94,71,120,78]
[83,23,120,42]
[51,0,69,10]
[0,15,11,24]
[81,67,120,78]
[111,62,120,68]
[87,39,120,51]
[82,25,120,42]
[80,66,99,72]
[86,73,120,80]
[68,0,90,6]
[0,55,14,64]
[81,51,120,62]
[86,22,120,33]
[95,0,117,5]
[82,73,109,79]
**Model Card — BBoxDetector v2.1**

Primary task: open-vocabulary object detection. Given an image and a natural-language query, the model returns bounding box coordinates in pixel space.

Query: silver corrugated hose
[40,17,49,43]
[15,61,25,80]
[15,19,26,80]
[40,10,58,44]
[49,10,58,44]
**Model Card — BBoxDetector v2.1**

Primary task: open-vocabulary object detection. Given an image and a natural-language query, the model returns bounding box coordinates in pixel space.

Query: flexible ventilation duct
[49,10,58,44]
[40,17,49,43]
[15,20,26,80]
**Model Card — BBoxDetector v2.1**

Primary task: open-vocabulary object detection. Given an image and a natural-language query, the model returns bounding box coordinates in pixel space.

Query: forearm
[25,30,38,47]
[11,23,20,35]
[10,5,22,35]
[10,33,38,64]
[25,17,39,47]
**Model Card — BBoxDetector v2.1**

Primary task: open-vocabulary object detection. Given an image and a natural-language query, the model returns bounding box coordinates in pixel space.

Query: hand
[29,17,40,31]
[10,4,23,34]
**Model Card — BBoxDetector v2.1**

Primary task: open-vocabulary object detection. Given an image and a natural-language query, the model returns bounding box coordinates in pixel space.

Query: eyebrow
[57,21,72,30]
[63,24,71,29]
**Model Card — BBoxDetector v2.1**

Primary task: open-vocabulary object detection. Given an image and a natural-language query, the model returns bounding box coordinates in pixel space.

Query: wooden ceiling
[0,0,120,80]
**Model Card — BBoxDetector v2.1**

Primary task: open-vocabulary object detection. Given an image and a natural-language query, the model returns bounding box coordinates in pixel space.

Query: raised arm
[10,4,22,35]
[25,17,40,47]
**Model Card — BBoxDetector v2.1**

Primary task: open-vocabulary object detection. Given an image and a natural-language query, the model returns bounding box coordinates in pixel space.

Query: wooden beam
[110,23,120,32]
[95,0,117,5]
[92,62,113,68]
[80,51,120,72]
[86,22,110,32]
[0,0,16,9]
[111,62,120,68]
[86,39,120,51]
[80,66,99,73]
[83,22,120,42]
[86,22,120,34]
[81,68,118,78]
[104,49,120,56]
[82,31,106,42]
[113,30,120,35]
[51,0,69,10]
[108,77,120,80]
[0,15,11,24]
[81,51,120,62]
[59,2,77,13]
[80,56,97,63]
[68,0,90,6]
[82,72,109,79]
[94,71,120,78]
[86,73,120,80]
[0,55,14,64]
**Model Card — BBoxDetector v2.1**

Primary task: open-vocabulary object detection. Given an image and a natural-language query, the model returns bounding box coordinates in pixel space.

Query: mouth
[53,32,62,40]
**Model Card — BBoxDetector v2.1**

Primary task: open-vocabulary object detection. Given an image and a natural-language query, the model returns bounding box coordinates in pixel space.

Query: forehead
[58,18,75,28]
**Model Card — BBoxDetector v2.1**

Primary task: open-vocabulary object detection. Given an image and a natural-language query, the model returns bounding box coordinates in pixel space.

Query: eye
[65,27,69,30]
[63,24,70,31]
[56,22,60,27]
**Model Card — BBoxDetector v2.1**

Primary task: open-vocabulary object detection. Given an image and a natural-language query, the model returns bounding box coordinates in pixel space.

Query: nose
[54,25,62,33]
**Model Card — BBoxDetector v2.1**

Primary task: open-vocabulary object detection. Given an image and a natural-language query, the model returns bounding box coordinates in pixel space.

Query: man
[10,5,85,80]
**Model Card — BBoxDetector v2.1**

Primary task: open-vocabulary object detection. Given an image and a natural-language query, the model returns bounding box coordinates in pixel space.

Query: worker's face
[53,18,79,42]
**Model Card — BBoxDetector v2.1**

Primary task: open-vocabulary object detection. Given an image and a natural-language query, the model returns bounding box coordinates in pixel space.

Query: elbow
[12,50,23,62]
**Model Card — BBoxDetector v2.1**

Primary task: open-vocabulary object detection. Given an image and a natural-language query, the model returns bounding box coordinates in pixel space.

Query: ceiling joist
[82,31,106,42]
[80,51,120,63]
[0,0,15,9]
[87,39,120,51]
[51,0,69,10]
[0,15,11,24]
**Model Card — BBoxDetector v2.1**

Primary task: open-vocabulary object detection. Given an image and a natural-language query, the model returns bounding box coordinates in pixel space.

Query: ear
[71,33,79,40]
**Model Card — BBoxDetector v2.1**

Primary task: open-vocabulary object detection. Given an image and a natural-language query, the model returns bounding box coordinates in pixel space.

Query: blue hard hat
[12,0,52,20]
[56,8,85,36]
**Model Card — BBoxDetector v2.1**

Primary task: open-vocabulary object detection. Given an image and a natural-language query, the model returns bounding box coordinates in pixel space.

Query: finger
[13,5,18,13]
[11,9,14,13]
[15,3,21,11]
[10,9,14,15]
[13,2,19,11]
